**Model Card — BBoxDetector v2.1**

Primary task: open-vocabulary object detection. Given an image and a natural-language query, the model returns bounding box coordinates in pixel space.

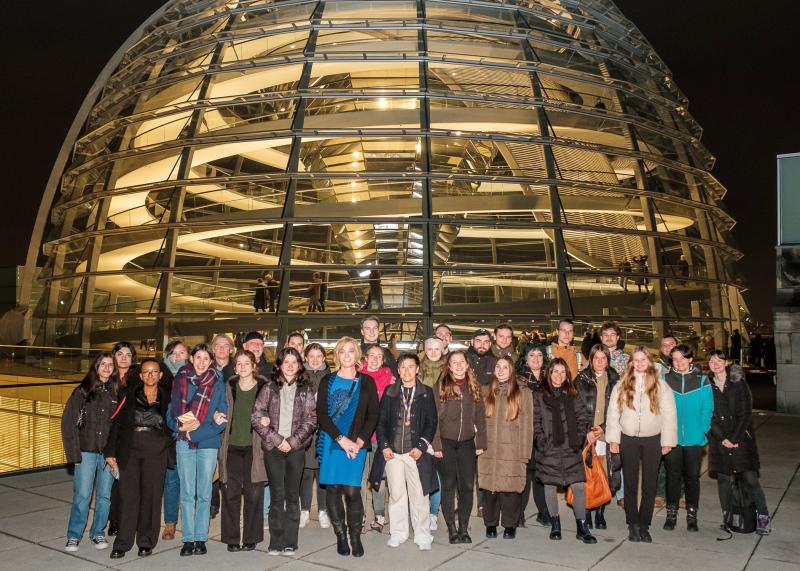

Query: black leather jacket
[574,367,619,429]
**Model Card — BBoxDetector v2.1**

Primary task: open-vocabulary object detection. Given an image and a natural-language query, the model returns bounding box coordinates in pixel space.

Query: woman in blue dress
[316,336,379,558]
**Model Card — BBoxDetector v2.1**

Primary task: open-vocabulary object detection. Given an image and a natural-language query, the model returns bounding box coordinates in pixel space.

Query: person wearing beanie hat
[243,332,274,379]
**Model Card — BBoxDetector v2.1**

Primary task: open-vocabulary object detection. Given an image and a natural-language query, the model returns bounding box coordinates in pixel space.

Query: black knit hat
[243,331,264,343]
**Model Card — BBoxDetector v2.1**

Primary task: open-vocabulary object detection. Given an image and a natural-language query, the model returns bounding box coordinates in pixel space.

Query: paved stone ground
[0,412,797,571]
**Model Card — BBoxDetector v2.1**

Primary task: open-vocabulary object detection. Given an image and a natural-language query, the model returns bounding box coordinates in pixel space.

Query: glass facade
[24,0,745,347]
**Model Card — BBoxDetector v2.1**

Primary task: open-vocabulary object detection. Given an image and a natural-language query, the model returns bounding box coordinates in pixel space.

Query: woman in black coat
[104,359,174,558]
[707,351,771,535]
[574,344,620,530]
[534,358,595,544]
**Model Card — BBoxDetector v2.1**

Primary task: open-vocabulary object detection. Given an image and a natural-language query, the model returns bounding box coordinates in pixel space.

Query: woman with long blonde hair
[477,356,533,540]
[606,347,677,543]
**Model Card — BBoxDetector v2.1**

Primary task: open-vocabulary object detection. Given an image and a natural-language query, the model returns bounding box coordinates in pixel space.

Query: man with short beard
[490,324,518,363]
[546,319,583,379]
[599,322,629,375]
[434,324,453,356]
[466,329,497,386]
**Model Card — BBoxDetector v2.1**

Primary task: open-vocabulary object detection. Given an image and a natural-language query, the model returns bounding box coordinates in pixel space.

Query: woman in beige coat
[478,356,533,539]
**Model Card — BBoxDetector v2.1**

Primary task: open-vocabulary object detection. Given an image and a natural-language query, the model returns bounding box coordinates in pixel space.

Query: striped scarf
[172,364,219,448]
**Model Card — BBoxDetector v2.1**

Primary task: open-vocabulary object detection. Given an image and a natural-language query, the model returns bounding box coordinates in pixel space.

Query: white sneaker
[267,548,281,556]
[299,510,310,528]
[418,540,432,551]
[318,510,331,529]
[429,514,438,531]
[91,536,109,550]
[65,538,79,552]
[387,535,406,548]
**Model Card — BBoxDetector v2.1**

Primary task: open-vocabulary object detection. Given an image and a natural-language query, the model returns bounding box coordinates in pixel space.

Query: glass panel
[230,2,317,31]
[426,31,525,64]
[433,224,555,268]
[309,61,420,91]
[299,137,422,174]
[428,62,533,98]
[323,1,416,20]
[221,31,310,64]
[295,178,423,214]
[431,179,550,222]
[433,270,559,315]
[304,97,420,129]
[429,99,539,137]
[290,223,425,266]
[315,29,418,55]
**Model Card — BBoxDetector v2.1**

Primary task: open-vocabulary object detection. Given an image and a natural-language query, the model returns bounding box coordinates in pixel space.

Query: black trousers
[481,490,523,529]
[664,445,703,508]
[620,433,662,526]
[221,445,264,545]
[717,471,769,515]
[300,468,327,512]
[438,438,476,528]
[264,448,305,550]
[113,432,168,552]
[521,457,549,519]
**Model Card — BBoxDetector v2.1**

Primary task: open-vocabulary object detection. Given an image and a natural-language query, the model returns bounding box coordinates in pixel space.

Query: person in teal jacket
[662,344,713,532]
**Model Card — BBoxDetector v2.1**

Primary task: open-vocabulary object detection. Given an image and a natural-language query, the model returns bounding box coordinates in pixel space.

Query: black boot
[447,522,461,544]
[347,506,365,557]
[330,513,350,555]
[458,520,472,544]
[585,509,594,529]
[485,526,498,539]
[595,505,607,530]
[576,519,597,544]
[628,524,640,542]
[536,511,552,526]
[503,527,516,539]
[687,506,699,532]
[639,525,652,543]
[549,515,562,540]
[663,506,678,531]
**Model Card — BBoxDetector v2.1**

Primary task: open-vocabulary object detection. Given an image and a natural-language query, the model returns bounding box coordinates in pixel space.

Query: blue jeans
[67,451,114,540]
[263,484,271,516]
[429,471,442,515]
[175,440,217,542]
[163,466,180,524]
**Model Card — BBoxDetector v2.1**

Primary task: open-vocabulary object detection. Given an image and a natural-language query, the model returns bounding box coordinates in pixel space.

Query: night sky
[1,0,796,324]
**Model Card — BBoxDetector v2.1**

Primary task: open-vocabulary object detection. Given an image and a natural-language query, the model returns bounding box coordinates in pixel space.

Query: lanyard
[401,385,416,426]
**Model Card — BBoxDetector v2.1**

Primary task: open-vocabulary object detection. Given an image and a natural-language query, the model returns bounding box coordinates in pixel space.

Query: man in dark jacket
[243,331,274,379]
[466,329,497,386]
[371,353,437,551]
[490,324,519,362]
[360,316,398,376]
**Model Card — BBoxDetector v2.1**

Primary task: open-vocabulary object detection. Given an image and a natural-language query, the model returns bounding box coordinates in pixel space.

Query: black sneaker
[242,543,256,551]
[227,544,241,552]
[137,547,152,557]
[485,526,498,538]
[193,541,207,555]
[180,542,195,556]
[110,549,125,559]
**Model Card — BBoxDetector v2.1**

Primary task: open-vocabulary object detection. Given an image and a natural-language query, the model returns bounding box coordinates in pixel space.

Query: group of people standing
[60,316,771,560]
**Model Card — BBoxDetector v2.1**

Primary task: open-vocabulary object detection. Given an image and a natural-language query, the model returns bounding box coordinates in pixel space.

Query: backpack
[718,473,757,539]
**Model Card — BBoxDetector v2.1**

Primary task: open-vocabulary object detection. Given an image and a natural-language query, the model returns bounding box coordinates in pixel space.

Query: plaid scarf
[172,364,219,448]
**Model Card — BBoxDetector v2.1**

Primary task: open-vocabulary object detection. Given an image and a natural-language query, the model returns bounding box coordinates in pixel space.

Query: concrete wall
[775,310,800,414]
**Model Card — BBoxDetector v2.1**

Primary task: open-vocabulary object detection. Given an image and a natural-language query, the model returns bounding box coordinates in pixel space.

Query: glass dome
[23,0,745,347]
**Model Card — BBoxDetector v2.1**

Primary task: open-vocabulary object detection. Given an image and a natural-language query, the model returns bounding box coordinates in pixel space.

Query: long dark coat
[708,365,760,475]
[533,389,590,486]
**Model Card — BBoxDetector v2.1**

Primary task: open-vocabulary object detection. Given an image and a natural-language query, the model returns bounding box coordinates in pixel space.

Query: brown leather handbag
[567,443,612,509]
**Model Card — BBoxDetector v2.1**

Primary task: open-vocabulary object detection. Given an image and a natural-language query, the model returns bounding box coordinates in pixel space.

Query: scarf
[172,364,219,448]
[543,390,580,450]
[165,358,186,376]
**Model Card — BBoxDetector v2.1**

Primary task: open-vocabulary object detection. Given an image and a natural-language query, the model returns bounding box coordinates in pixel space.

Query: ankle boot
[595,505,607,529]
[458,521,472,544]
[447,522,461,544]
[686,506,699,532]
[549,515,562,540]
[756,513,771,535]
[585,509,594,529]
[639,525,652,543]
[628,523,640,542]
[663,505,678,531]
[576,519,597,544]
[347,507,365,557]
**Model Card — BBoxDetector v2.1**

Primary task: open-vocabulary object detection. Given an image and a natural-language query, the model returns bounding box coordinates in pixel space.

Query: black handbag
[718,473,757,540]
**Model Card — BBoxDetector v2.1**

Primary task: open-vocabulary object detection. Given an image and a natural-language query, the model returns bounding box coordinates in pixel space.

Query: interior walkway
[0,411,797,571]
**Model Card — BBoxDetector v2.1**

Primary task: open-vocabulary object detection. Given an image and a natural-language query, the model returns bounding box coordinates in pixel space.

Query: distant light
[351,196,357,202]
[355,240,362,247]
[352,151,361,159]
[377,98,388,109]
[239,243,245,248]
[351,161,359,167]
[240,14,247,22]
[415,141,422,153]
[359,270,371,277]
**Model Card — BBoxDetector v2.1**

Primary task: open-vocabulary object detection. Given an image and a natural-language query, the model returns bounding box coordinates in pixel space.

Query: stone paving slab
[0,412,797,570]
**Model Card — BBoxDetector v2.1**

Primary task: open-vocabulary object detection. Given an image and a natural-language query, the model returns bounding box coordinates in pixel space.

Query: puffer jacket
[432,380,488,451]
[664,368,714,446]
[218,375,268,484]
[304,366,329,469]
[466,347,497,386]
[575,367,620,431]
[477,380,533,493]
[61,382,119,464]
[420,356,445,387]
[251,378,317,451]
[533,389,590,486]
[708,365,759,474]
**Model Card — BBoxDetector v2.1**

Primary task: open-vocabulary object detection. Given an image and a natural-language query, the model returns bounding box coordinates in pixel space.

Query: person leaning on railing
[61,352,120,553]
[104,358,174,559]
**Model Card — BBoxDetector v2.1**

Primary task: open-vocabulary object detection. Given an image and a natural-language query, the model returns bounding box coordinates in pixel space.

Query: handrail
[0,380,79,389]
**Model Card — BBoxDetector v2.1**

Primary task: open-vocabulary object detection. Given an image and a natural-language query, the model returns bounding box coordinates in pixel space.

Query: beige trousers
[384,452,432,545]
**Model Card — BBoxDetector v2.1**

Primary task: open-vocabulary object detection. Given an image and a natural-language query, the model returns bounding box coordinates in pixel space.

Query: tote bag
[567,443,612,509]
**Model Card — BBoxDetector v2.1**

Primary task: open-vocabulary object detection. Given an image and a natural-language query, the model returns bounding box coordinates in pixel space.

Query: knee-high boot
[326,490,350,556]
[346,500,364,557]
